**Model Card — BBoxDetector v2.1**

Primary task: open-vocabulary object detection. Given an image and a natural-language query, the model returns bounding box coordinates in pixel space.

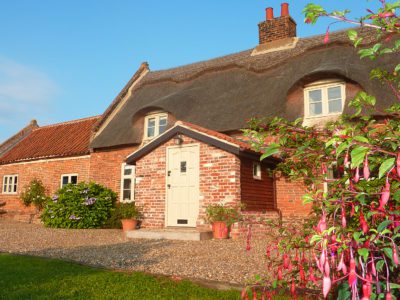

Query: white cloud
[0,56,58,141]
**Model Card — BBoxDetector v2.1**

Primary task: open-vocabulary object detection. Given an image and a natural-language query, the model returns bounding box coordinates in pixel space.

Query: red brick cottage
[0,4,396,227]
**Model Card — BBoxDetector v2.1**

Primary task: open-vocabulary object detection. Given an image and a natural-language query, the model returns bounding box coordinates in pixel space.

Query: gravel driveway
[0,220,269,285]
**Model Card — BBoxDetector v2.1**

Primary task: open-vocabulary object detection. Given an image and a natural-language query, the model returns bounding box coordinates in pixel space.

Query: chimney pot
[281,3,289,17]
[266,7,274,20]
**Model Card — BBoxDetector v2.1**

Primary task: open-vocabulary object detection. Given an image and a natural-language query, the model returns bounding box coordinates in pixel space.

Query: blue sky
[0,0,383,142]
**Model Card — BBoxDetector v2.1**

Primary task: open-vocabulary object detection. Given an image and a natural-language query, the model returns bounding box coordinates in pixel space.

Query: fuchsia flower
[396,153,400,177]
[322,275,331,298]
[324,28,330,44]
[393,243,399,266]
[283,254,290,269]
[341,207,347,228]
[364,156,370,180]
[317,211,327,233]
[379,179,391,210]
[348,258,357,287]
[354,167,360,183]
[337,253,348,275]
[360,212,369,234]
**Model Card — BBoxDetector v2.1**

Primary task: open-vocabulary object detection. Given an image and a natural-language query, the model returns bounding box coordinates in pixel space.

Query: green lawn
[0,254,244,300]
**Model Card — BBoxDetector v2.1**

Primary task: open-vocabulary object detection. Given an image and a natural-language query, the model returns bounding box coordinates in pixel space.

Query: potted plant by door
[205,203,242,239]
[117,203,142,231]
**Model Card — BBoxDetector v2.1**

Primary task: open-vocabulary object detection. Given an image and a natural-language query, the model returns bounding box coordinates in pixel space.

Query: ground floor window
[61,174,78,188]
[2,175,18,194]
[121,164,135,202]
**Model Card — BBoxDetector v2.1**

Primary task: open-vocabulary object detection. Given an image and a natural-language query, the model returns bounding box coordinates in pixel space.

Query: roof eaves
[126,124,244,164]
[92,62,150,137]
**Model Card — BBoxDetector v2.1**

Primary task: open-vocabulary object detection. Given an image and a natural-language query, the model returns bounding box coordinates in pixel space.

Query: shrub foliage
[41,182,117,228]
[20,178,49,210]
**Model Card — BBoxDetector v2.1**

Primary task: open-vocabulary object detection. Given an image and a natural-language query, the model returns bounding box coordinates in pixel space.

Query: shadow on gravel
[24,239,173,271]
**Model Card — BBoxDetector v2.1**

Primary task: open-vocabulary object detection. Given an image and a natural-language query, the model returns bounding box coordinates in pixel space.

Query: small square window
[144,113,168,140]
[2,175,18,194]
[253,163,262,180]
[304,82,345,118]
[61,174,78,188]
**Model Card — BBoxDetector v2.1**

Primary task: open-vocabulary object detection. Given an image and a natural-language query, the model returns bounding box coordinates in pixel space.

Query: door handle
[167,184,171,189]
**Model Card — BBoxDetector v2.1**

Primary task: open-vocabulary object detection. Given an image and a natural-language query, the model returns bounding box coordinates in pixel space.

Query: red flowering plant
[242,1,400,299]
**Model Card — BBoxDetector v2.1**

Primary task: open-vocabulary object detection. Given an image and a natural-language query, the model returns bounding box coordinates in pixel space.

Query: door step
[125,228,213,241]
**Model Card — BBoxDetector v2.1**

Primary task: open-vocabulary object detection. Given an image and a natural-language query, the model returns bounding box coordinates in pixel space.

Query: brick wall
[258,16,296,44]
[274,174,312,217]
[134,134,241,229]
[0,156,90,222]
[89,146,137,198]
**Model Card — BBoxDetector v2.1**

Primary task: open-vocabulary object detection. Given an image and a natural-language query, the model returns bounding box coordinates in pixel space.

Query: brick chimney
[258,3,297,44]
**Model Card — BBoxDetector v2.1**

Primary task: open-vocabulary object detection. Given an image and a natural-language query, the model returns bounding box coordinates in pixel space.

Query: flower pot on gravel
[121,219,138,231]
[212,221,229,239]
[205,203,242,239]
[114,203,142,231]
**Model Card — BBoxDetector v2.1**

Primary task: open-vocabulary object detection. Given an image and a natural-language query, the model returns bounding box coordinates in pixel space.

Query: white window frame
[60,174,78,188]
[120,163,135,203]
[2,175,18,194]
[253,162,262,180]
[304,80,346,119]
[144,112,168,140]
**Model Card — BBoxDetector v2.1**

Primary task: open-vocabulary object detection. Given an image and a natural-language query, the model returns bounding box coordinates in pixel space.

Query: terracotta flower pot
[121,219,138,231]
[212,221,229,239]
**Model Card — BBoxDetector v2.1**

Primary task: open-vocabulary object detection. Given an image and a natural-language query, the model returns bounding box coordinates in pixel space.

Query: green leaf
[376,260,385,272]
[395,63,400,73]
[390,283,400,289]
[378,220,392,233]
[383,247,394,264]
[358,248,369,262]
[302,194,314,205]
[378,157,395,179]
[260,143,280,161]
[348,30,358,41]
[353,136,369,143]
[351,146,369,168]
[336,142,349,158]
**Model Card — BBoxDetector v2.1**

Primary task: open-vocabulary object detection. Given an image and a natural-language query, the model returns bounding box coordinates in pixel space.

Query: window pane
[329,99,342,113]
[123,190,131,201]
[309,102,322,116]
[328,86,341,100]
[159,117,167,126]
[148,118,155,126]
[4,177,8,192]
[62,176,69,186]
[147,126,155,137]
[13,183,17,193]
[124,167,132,176]
[71,176,78,184]
[159,123,167,135]
[309,90,322,103]
[123,178,131,190]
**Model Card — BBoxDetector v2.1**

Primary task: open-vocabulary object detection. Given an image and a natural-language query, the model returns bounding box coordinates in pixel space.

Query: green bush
[41,182,117,229]
[20,178,50,210]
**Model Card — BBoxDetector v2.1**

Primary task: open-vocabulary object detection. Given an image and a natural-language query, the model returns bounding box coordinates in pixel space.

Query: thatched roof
[91,27,397,149]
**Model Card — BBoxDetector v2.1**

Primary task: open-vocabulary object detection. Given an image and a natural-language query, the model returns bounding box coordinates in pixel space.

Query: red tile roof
[0,116,100,164]
[177,121,255,152]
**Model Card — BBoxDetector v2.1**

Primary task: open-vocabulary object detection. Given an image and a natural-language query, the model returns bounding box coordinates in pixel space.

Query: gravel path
[0,220,270,285]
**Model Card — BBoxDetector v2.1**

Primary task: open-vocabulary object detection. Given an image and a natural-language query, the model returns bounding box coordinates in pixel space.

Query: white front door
[166,144,199,227]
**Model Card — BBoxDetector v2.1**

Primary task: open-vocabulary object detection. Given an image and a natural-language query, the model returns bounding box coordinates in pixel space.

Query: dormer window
[304,81,345,118]
[144,113,168,139]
